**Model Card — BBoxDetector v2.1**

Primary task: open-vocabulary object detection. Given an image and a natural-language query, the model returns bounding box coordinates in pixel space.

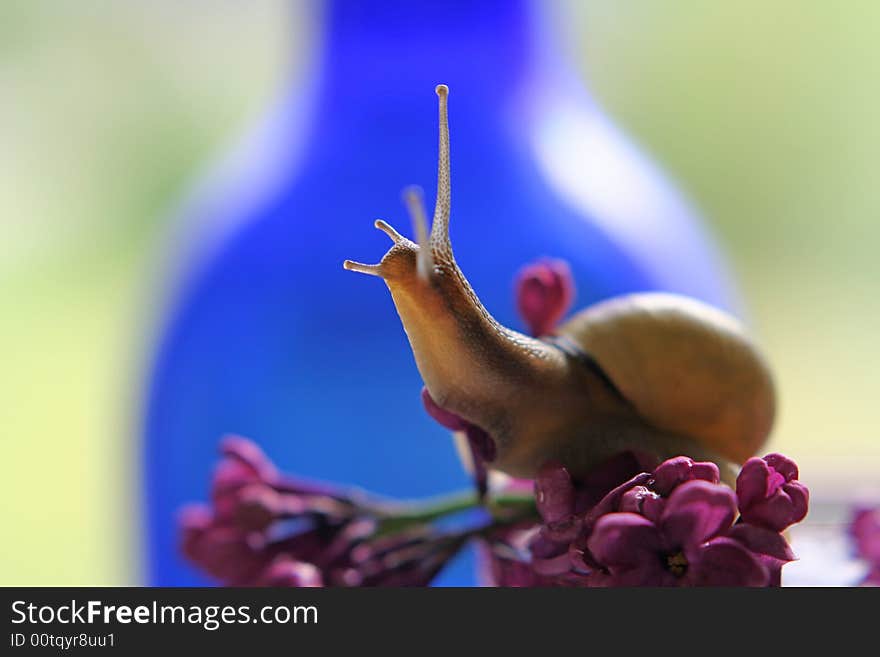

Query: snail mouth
[422,387,498,496]
[463,424,497,463]
[421,386,498,460]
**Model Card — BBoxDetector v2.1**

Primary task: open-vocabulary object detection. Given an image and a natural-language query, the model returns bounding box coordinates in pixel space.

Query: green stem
[371,489,537,536]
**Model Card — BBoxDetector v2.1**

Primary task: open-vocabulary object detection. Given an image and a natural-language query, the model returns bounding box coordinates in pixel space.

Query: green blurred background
[1,1,877,585]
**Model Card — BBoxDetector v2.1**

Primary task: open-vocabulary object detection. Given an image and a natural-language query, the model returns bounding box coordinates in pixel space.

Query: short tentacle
[374,219,405,244]
[342,260,383,277]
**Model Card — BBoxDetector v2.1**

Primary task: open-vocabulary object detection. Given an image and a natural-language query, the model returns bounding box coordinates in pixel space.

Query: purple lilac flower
[514,258,575,337]
[526,454,806,587]
[479,522,586,587]
[180,437,475,587]
[587,481,767,586]
[850,506,880,586]
[736,453,809,532]
[651,456,720,495]
[851,507,880,562]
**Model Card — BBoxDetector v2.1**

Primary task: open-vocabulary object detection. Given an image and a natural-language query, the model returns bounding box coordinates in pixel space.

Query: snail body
[344,85,775,482]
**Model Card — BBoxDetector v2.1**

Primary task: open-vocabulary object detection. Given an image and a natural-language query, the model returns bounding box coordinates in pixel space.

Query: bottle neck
[308,0,569,106]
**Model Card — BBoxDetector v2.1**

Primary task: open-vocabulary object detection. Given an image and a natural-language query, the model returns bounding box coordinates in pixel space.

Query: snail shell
[557,292,775,465]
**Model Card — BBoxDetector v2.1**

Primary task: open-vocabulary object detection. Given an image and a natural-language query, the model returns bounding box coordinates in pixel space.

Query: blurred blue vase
[143,0,739,585]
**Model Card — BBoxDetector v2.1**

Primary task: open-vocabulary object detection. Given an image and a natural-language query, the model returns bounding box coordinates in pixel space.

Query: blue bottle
[143,0,738,585]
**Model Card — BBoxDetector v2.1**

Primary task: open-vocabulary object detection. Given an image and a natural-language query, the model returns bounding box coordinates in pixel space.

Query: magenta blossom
[587,481,767,586]
[180,437,484,587]
[850,506,880,563]
[850,506,880,586]
[179,438,363,586]
[480,522,586,587]
[528,456,661,578]
[526,454,806,587]
[737,453,809,532]
[650,456,720,495]
[514,258,575,337]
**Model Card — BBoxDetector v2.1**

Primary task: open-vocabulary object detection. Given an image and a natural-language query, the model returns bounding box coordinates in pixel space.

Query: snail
[344,85,775,485]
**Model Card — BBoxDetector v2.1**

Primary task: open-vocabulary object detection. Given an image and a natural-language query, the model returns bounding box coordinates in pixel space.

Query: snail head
[344,85,450,287]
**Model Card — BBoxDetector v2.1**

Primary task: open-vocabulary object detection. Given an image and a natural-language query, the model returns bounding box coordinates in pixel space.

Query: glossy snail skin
[345,85,775,484]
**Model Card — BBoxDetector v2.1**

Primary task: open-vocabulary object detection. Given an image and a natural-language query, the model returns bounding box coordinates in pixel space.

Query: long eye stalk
[343,85,450,280]
[430,84,452,261]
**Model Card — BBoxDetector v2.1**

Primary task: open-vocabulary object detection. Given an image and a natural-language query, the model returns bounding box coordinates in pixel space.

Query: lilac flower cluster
[850,506,880,585]
[517,453,808,586]
[180,437,481,586]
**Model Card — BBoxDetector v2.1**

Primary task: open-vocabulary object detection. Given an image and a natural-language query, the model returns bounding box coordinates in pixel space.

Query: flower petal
[763,453,799,481]
[850,507,880,563]
[220,435,279,482]
[421,387,469,431]
[782,481,810,525]
[619,486,665,523]
[532,552,575,577]
[582,472,653,533]
[689,461,721,486]
[652,456,719,496]
[661,480,737,549]
[727,523,796,562]
[529,532,569,560]
[686,537,769,587]
[736,457,772,510]
[741,481,810,531]
[587,513,662,569]
[534,461,576,524]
